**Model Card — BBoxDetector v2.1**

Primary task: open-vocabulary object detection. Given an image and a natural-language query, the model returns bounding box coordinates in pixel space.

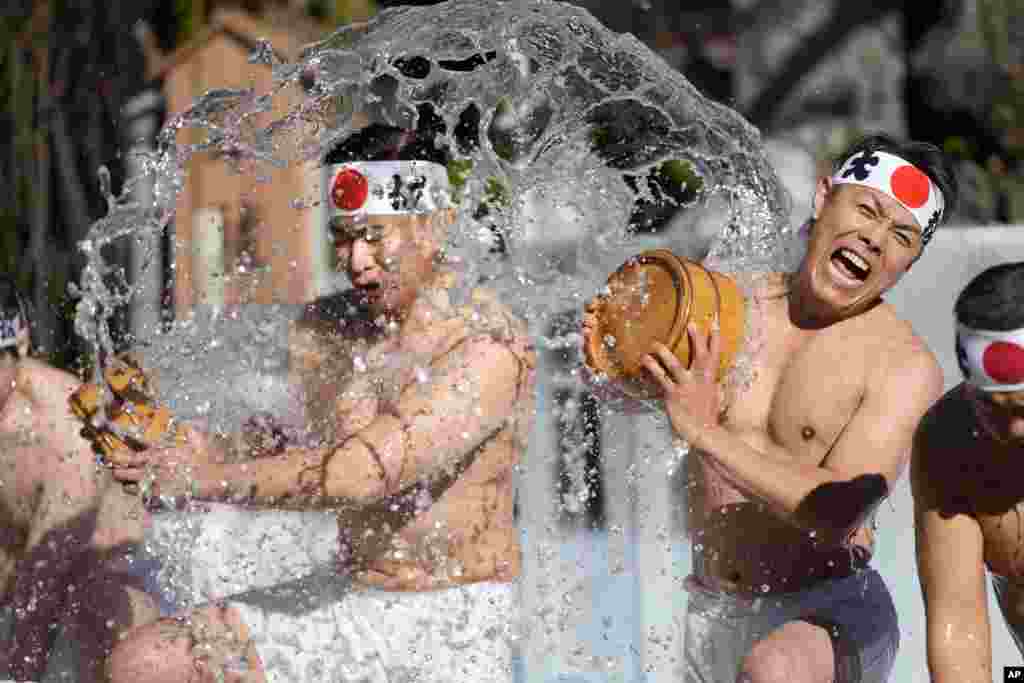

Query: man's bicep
[915,503,987,599]
[824,351,943,488]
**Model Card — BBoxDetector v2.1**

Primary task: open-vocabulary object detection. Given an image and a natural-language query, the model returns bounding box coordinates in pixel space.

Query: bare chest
[0,410,50,521]
[0,436,43,572]
[724,317,866,461]
[294,328,452,439]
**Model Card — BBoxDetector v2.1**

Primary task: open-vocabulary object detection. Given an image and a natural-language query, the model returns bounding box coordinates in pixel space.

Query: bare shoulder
[913,385,975,471]
[910,385,977,509]
[862,303,943,393]
[419,286,535,405]
[412,283,532,358]
[461,286,529,341]
[17,358,82,411]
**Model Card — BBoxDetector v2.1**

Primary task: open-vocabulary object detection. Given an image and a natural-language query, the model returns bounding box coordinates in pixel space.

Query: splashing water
[68,0,801,675]
[75,0,798,386]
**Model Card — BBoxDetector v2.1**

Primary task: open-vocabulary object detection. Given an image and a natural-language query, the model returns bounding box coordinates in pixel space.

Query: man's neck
[387,269,458,332]
[785,277,880,330]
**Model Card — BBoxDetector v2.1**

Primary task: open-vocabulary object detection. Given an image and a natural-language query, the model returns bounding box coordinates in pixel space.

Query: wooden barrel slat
[583,250,746,399]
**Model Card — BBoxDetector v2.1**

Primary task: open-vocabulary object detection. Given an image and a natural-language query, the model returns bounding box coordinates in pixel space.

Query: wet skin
[586,178,940,597]
[913,384,1024,683]
[106,210,534,683]
[677,275,932,595]
[0,351,154,682]
[585,176,942,683]
[287,281,532,589]
[288,210,533,589]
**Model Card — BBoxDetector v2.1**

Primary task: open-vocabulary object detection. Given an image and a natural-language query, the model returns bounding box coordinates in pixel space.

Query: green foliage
[947,0,1024,222]
[0,13,39,323]
[175,0,200,45]
[307,0,377,27]
[976,0,1022,70]
[444,159,510,215]
[656,159,704,202]
[447,158,474,202]
[483,176,510,209]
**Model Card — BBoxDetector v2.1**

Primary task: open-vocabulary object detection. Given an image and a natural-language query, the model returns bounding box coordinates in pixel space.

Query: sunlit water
[53,0,844,681]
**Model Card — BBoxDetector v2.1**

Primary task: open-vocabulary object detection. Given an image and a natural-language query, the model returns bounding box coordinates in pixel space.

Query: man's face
[968,386,1024,445]
[800,179,924,319]
[330,212,446,317]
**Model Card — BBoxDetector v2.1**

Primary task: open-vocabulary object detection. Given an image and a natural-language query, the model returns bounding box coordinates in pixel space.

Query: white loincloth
[228,574,518,683]
[141,502,341,611]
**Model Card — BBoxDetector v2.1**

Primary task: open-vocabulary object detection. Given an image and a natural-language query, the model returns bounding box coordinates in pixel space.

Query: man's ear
[15,330,29,359]
[811,175,833,221]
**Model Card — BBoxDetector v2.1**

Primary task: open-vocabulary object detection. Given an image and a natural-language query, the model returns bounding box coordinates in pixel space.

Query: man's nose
[857,225,884,253]
[348,238,375,272]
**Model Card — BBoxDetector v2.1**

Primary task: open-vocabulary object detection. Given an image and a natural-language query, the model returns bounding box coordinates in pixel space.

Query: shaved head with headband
[955,262,1024,393]
[832,150,945,242]
[827,134,959,247]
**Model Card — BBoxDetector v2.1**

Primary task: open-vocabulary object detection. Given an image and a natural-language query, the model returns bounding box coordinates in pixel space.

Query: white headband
[956,323,1024,392]
[326,161,451,218]
[832,150,944,235]
[0,314,24,351]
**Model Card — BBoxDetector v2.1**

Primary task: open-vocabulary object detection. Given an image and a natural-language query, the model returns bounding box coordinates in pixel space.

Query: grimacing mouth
[829,246,871,282]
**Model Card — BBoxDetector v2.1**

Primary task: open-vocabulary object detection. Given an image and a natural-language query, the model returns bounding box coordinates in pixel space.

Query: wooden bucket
[69,356,181,457]
[582,249,746,399]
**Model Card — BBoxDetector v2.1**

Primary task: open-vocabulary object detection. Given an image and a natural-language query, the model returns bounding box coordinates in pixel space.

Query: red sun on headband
[331,168,370,211]
[832,150,944,239]
[956,324,1024,392]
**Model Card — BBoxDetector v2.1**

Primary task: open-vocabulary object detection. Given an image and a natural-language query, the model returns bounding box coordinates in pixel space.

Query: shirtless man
[0,275,155,682]
[586,135,957,682]
[912,262,1024,682]
[106,122,534,683]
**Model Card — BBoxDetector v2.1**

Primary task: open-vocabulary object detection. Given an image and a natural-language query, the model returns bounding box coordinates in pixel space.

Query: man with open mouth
[105,113,534,683]
[623,134,958,683]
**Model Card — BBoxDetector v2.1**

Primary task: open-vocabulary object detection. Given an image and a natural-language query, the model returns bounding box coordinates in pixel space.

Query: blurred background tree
[0,0,374,371]
[1,0,1021,372]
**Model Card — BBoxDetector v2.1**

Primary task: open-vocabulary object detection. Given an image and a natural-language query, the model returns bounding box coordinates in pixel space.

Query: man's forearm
[928,653,991,683]
[189,438,385,506]
[927,621,991,683]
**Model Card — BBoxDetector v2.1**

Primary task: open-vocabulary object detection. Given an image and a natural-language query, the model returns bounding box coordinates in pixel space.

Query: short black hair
[955,262,1024,330]
[322,105,509,255]
[323,105,452,167]
[832,134,959,243]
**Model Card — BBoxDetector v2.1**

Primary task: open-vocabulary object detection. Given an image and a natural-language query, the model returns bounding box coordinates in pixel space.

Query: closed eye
[892,230,912,247]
